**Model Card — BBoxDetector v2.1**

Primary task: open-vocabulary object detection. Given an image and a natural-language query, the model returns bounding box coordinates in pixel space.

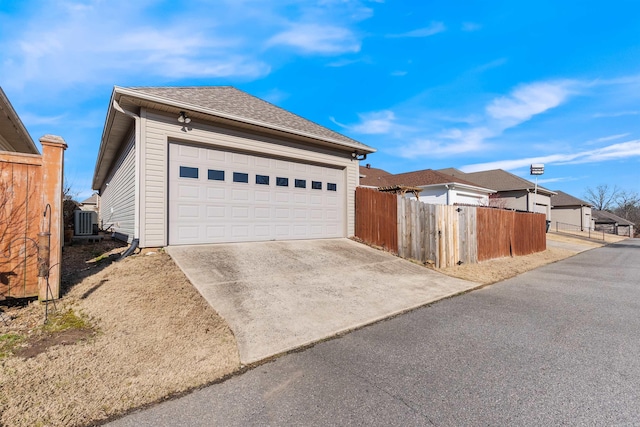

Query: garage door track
[166,239,477,364]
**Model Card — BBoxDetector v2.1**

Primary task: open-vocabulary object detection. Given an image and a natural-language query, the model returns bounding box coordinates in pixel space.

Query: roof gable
[551,190,591,207]
[126,86,371,151]
[93,85,375,190]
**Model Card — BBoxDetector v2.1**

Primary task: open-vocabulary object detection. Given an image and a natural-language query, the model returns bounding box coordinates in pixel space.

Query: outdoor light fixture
[178,111,191,124]
[530,163,545,213]
[351,151,367,161]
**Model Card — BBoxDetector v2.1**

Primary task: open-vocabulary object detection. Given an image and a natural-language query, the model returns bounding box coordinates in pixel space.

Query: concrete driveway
[166,238,477,364]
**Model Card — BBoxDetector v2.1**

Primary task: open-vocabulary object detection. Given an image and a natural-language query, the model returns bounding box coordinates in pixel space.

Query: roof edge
[0,87,40,155]
[116,86,376,154]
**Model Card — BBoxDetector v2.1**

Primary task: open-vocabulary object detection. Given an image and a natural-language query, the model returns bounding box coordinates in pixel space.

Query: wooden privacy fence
[0,136,66,300]
[355,187,398,252]
[355,188,547,268]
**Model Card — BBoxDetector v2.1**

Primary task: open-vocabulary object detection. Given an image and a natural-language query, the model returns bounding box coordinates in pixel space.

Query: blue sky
[1,0,639,200]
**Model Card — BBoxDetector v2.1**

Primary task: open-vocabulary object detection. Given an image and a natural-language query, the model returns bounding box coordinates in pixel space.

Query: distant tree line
[584,184,640,232]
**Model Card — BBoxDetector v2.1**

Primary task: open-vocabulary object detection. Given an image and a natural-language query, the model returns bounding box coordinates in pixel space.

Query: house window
[179,166,198,179]
[276,177,289,187]
[327,183,337,191]
[312,181,322,190]
[233,172,249,183]
[208,169,224,181]
[256,175,270,185]
[295,179,306,189]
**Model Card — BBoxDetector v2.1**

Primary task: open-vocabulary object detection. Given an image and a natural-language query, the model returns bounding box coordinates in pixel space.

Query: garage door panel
[232,225,250,238]
[207,187,225,200]
[169,143,345,245]
[255,191,270,202]
[206,206,226,218]
[206,225,225,238]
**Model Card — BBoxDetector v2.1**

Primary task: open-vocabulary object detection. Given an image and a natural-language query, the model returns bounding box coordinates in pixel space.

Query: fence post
[38,135,67,301]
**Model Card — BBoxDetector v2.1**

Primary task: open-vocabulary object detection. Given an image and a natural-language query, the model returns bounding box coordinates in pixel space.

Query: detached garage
[92,86,375,247]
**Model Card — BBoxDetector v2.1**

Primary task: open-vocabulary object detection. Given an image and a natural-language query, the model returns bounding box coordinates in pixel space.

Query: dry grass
[551,229,629,243]
[0,246,240,427]
[438,233,612,285]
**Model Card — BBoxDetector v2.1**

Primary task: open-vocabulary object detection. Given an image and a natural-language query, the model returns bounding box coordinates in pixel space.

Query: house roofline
[0,87,39,155]
[93,86,375,189]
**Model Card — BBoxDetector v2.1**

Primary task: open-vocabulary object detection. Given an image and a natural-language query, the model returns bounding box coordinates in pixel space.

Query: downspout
[445,184,451,205]
[112,99,141,259]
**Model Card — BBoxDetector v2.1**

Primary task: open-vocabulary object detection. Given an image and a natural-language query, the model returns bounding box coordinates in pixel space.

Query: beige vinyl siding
[140,109,358,247]
[551,205,592,231]
[99,133,136,242]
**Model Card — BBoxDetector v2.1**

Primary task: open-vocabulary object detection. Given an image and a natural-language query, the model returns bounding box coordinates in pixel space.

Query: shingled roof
[126,86,370,150]
[439,168,556,196]
[383,168,491,189]
[551,190,592,207]
[359,166,494,191]
[592,210,635,226]
[359,165,393,186]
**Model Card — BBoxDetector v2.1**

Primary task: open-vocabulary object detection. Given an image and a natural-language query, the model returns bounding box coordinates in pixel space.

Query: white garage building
[92,86,375,247]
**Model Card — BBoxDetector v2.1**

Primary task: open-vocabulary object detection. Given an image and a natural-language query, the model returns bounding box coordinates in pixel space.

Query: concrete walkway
[166,239,478,364]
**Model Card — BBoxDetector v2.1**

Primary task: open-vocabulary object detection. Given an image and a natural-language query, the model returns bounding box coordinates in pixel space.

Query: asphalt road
[107,239,640,426]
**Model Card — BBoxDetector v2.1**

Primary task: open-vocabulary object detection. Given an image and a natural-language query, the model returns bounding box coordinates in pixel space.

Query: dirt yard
[0,241,240,427]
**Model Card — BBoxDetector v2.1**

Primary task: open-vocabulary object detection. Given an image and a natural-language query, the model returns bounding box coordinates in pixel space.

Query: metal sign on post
[530,164,544,213]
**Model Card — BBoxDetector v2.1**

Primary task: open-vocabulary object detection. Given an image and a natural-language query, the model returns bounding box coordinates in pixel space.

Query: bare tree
[614,190,640,231]
[584,184,620,211]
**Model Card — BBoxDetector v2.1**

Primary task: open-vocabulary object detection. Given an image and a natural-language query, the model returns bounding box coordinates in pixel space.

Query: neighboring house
[592,210,635,237]
[92,86,375,247]
[79,193,99,212]
[359,164,393,188]
[550,191,593,231]
[438,168,556,219]
[371,168,495,205]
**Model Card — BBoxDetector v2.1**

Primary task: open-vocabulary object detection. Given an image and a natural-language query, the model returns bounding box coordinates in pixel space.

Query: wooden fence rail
[355,187,546,268]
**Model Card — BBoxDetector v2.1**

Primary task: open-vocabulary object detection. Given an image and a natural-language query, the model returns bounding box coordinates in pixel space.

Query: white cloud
[589,133,630,143]
[341,110,397,134]
[486,81,573,124]
[399,126,495,157]
[0,2,272,90]
[19,112,67,126]
[391,80,577,159]
[460,139,640,172]
[592,110,639,118]
[387,21,446,38]
[267,23,361,54]
[391,70,407,76]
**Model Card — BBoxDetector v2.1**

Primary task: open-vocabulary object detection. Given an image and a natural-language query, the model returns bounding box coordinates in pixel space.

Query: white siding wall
[407,188,448,204]
[450,189,490,205]
[99,133,136,242]
[140,109,358,247]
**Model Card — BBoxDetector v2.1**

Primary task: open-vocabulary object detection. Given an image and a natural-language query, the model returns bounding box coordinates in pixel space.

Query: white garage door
[168,143,346,245]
